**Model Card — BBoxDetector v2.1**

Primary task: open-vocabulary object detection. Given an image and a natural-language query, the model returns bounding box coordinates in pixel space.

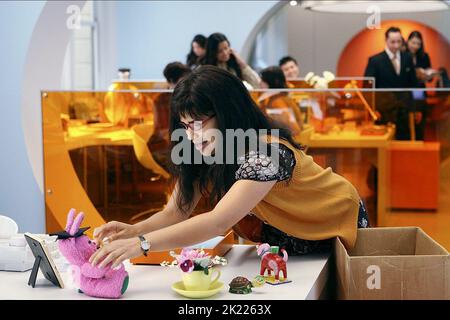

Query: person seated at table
[200,32,260,89]
[149,62,192,152]
[90,66,370,269]
[279,56,300,82]
[258,66,303,135]
[163,62,192,89]
[186,34,207,69]
[154,62,192,136]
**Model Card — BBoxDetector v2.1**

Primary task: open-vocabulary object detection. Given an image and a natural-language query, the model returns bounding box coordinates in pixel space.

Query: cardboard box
[335,227,450,300]
[130,231,234,265]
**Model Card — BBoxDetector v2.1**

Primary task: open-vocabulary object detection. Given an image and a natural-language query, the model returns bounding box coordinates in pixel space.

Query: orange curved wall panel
[337,20,450,82]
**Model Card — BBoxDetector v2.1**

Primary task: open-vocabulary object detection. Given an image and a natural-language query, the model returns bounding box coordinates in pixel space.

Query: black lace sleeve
[235,143,296,182]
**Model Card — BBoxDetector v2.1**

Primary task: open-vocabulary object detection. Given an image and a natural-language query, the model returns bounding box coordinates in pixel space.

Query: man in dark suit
[364,27,418,140]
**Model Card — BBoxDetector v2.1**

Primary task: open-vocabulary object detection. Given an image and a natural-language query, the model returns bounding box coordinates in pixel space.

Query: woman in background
[406,31,437,140]
[186,34,207,69]
[201,32,260,89]
[407,31,432,76]
[258,66,303,136]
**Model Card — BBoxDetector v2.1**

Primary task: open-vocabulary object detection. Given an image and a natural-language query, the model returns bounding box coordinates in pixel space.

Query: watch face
[141,241,150,251]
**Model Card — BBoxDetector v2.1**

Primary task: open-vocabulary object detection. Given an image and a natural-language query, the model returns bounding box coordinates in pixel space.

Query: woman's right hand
[93,221,136,244]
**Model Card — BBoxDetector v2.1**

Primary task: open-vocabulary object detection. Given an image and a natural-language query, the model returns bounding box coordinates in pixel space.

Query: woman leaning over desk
[89,66,369,269]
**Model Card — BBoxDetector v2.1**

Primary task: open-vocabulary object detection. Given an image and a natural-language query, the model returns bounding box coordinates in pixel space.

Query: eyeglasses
[179,114,215,131]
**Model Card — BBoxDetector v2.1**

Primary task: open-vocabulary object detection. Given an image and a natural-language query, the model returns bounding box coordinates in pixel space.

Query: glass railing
[41,86,450,237]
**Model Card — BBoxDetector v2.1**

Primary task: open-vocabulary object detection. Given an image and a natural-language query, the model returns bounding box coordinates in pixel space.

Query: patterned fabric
[357,199,370,228]
[235,143,296,182]
[260,199,370,256]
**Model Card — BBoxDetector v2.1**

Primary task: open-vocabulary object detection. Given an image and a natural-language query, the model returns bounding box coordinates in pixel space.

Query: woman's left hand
[89,237,142,269]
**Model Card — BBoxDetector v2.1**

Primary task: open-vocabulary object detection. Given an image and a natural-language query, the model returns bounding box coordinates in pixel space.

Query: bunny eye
[88,240,92,244]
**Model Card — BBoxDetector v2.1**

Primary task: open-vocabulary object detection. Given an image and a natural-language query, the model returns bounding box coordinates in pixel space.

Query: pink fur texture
[58,209,129,299]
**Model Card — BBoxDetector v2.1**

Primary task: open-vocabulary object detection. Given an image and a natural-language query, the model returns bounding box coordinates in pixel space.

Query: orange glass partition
[42,90,172,235]
[41,87,450,237]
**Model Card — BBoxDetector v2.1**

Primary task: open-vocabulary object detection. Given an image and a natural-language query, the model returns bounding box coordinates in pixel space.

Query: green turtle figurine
[228,276,266,294]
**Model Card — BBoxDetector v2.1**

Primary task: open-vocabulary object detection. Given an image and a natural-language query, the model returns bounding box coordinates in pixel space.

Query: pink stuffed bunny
[57,209,129,299]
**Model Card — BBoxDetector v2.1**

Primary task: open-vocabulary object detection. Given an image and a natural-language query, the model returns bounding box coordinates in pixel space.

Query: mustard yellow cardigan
[252,137,360,249]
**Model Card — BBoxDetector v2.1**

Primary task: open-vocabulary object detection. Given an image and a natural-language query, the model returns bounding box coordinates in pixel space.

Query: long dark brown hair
[201,33,243,80]
[169,65,302,214]
[186,34,207,68]
[407,30,426,59]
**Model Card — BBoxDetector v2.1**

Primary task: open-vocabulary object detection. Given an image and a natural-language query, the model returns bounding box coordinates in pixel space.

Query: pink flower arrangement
[161,248,227,274]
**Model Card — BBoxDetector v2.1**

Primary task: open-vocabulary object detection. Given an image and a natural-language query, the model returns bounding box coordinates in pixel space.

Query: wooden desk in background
[299,126,395,226]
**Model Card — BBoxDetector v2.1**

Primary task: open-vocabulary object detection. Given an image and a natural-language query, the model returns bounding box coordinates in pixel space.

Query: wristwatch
[138,235,150,256]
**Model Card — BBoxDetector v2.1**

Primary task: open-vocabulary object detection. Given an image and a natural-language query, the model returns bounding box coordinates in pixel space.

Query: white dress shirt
[385,47,401,75]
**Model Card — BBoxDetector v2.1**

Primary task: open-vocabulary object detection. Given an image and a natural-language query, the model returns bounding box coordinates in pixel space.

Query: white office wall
[113,0,279,80]
[0,1,46,233]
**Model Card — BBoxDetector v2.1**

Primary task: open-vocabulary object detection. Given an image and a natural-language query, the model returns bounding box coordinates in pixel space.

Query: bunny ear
[65,209,76,233]
[69,212,85,236]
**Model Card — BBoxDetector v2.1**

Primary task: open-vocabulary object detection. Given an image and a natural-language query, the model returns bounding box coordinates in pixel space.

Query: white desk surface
[0,245,330,300]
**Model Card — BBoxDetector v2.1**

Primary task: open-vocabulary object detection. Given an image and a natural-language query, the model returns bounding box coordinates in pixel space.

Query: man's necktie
[391,56,400,75]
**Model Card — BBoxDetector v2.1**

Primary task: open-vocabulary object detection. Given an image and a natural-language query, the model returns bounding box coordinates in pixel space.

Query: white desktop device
[0,235,35,272]
[0,215,35,272]
[0,215,69,274]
